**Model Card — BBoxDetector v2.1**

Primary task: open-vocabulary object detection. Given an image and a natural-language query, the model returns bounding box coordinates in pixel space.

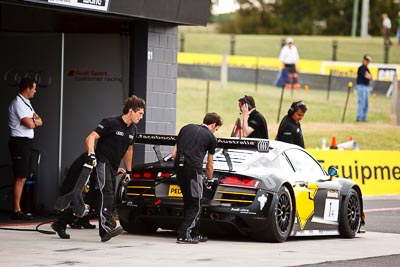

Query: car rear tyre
[119,211,158,235]
[252,186,294,242]
[339,188,361,238]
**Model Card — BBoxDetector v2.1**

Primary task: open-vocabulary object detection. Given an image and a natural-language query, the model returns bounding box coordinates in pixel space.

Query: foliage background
[211,0,400,36]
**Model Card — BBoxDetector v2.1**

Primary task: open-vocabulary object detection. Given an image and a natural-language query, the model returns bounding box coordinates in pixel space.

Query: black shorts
[8,137,33,179]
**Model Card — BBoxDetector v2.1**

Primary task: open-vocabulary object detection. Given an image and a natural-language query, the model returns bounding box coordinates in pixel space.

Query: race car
[116,134,365,242]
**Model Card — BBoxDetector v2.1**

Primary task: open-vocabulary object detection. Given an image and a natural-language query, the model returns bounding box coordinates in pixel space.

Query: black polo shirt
[94,116,137,171]
[356,65,371,85]
[276,114,304,148]
[175,124,217,172]
[248,110,269,139]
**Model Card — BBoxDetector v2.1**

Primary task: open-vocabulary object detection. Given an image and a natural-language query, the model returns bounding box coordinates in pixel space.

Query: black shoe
[69,221,82,229]
[176,237,199,244]
[51,221,70,239]
[10,211,33,220]
[101,226,123,242]
[81,220,96,229]
[193,234,208,242]
[70,219,96,229]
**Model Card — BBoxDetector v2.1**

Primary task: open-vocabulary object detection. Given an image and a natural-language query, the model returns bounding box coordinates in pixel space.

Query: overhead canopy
[2,0,211,26]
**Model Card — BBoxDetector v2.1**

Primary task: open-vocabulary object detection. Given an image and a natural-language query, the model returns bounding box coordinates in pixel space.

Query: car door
[284,148,340,233]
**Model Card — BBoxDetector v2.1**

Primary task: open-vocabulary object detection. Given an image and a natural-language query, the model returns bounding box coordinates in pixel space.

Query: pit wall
[308,149,400,196]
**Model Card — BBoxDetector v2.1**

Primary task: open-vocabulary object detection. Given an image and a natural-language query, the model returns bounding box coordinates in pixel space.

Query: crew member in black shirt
[276,100,307,148]
[238,95,268,139]
[172,112,222,244]
[52,95,145,242]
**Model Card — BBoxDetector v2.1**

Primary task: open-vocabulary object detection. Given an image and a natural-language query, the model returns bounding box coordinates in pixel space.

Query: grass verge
[177,78,400,150]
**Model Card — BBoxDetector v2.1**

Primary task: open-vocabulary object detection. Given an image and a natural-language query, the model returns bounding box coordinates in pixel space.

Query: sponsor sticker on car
[169,184,183,197]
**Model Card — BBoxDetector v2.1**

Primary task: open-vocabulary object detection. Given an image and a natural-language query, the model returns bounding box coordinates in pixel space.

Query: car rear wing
[135,134,269,152]
[135,134,176,146]
[135,134,270,170]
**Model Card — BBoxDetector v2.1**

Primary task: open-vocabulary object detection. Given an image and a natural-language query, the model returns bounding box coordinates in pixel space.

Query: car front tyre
[339,188,361,238]
[252,186,294,242]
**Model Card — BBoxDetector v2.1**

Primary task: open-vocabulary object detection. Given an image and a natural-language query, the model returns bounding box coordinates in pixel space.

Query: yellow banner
[178,52,400,80]
[308,149,400,196]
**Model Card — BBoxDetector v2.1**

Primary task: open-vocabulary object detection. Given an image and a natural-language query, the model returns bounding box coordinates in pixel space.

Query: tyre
[252,186,294,242]
[119,210,158,235]
[339,188,361,238]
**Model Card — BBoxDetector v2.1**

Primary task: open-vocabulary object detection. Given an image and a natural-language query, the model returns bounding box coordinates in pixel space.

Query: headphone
[288,101,305,116]
[239,95,253,110]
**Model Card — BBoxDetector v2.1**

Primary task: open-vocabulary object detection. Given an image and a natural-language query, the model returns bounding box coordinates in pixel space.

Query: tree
[217,0,400,36]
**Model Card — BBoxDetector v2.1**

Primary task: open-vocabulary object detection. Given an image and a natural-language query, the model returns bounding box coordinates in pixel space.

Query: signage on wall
[67,69,122,82]
[4,68,52,87]
[24,0,110,12]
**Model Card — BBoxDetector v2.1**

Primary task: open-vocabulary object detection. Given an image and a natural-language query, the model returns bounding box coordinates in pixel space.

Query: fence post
[281,38,286,48]
[332,40,338,61]
[205,80,210,114]
[327,69,333,101]
[221,55,228,89]
[230,34,236,55]
[384,43,390,64]
[179,33,185,52]
[254,57,259,92]
[342,82,353,123]
[392,72,400,125]
[277,85,285,123]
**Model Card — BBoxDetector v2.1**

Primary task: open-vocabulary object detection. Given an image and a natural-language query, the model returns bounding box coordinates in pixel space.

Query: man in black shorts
[51,95,145,242]
[172,112,222,244]
[276,100,307,148]
[238,95,268,139]
[8,78,43,220]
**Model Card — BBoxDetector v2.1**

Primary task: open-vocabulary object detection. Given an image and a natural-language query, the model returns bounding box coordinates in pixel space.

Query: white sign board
[27,0,110,12]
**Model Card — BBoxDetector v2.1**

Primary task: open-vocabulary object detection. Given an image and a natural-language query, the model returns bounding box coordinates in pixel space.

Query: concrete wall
[137,23,178,163]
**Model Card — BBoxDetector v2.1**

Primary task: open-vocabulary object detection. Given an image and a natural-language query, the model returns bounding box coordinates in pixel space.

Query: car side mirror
[328,167,338,180]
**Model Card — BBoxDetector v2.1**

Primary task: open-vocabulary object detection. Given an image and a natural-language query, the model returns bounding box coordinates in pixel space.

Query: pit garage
[0,0,210,212]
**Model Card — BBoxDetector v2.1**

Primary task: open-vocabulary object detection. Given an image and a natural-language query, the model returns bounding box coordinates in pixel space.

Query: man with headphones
[276,101,307,148]
[237,95,269,139]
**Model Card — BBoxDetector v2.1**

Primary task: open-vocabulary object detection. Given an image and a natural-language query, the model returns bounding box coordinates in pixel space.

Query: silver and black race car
[116,134,365,242]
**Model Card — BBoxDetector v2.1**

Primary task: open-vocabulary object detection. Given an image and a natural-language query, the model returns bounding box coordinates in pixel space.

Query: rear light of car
[132,171,155,180]
[158,172,171,178]
[131,172,172,180]
[219,175,260,189]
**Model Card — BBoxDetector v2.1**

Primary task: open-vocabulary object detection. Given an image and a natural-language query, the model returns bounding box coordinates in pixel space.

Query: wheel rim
[276,191,292,234]
[347,194,361,232]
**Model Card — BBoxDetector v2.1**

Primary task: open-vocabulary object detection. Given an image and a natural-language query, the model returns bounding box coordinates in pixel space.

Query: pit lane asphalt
[0,195,399,267]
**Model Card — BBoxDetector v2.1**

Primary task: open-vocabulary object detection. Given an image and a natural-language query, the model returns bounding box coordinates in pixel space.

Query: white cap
[286,38,294,44]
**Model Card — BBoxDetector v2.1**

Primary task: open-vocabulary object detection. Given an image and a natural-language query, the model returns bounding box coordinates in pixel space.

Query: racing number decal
[323,190,339,221]
[293,183,318,230]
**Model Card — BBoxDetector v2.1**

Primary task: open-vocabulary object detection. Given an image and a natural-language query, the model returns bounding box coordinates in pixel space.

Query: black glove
[85,152,97,167]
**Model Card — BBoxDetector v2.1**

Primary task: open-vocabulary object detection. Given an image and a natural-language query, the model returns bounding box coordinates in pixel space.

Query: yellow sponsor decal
[168,184,183,197]
[308,150,400,196]
[293,183,318,230]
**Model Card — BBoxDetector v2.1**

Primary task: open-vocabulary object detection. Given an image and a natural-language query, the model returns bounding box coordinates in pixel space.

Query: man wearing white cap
[279,37,300,89]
